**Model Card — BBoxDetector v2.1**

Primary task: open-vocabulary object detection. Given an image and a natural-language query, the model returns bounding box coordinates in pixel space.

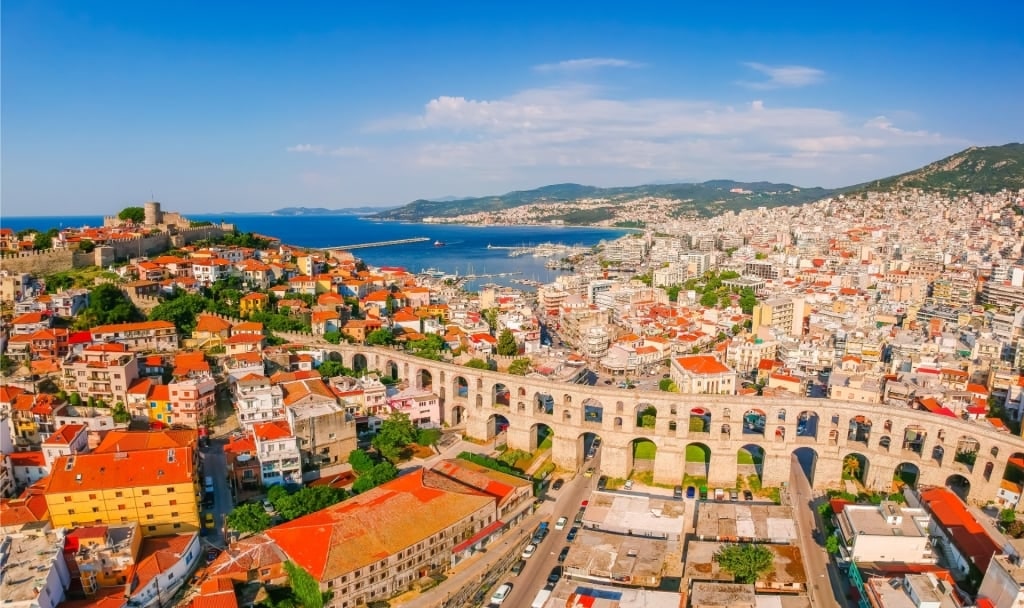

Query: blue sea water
[0,214,627,290]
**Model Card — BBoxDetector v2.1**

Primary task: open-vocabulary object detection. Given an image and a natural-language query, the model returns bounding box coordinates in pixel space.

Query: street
[789,454,843,607]
[199,439,233,550]
[485,452,602,607]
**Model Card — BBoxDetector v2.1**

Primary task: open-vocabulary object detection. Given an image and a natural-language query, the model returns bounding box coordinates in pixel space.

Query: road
[489,451,601,607]
[199,439,233,551]
[789,454,843,607]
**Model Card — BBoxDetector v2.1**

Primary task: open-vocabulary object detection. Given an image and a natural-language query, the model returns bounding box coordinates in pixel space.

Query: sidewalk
[394,505,550,608]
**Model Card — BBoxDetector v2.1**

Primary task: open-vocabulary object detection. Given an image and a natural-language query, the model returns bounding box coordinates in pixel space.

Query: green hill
[850,143,1024,193]
[372,180,833,222]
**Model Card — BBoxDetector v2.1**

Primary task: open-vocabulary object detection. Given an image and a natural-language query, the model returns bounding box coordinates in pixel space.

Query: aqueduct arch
[322,343,1024,504]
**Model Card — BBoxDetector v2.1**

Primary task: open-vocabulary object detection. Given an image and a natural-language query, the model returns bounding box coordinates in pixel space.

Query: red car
[580,500,589,508]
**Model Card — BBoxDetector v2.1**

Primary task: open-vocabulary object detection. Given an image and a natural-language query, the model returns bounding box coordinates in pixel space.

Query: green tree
[496,329,518,356]
[507,358,531,375]
[317,360,351,379]
[149,292,209,333]
[665,284,682,302]
[366,328,395,346]
[33,229,58,250]
[347,449,376,475]
[322,330,342,344]
[739,288,758,315]
[1007,519,1024,538]
[372,412,418,462]
[0,355,16,376]
[842,456,862,481]
[699,290,718,308]
[464,358,490,370]
[226,502,271,534]
[111,403,132,424]
[637,405,657,428]
[658,378,677,392]
[825,535,840,554]
[267,484,290,509]
[69,392,82,406]
[275,486,347,520]
[118,207,146,223]
[1000,508,1017,524]
[283,561,330,608]
[81,284,142,327]
[715,543,775,584]
[352,461,398,493]
[77,239,96,253]
[406,334,445,360]
[482,308,499,332]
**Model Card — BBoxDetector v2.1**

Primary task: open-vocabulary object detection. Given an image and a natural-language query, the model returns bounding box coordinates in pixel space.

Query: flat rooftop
[839,503,929,538]
[694,502,798,542]
[683,541,807,590]
[564,528,676,587]
[547,583,683,608]
[0,530,63,602]
[583,491,687,539]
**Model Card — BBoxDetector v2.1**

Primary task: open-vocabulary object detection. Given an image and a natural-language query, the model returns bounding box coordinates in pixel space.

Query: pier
[324,237,430,250]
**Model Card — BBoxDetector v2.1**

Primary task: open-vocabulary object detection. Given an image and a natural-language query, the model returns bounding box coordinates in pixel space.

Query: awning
[452,520,505,554]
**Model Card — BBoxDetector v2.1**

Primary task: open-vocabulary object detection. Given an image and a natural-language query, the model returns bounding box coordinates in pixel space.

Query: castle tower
[144,201,163,226]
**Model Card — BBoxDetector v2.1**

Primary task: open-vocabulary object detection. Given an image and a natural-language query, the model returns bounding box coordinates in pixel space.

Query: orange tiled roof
[253,420,292,441]
[43,423,86,446]
[265,469,493,581]
[195,314,233,333]
[93,429,196,453]
[46,447,195,493]
[8,451,46,468]
[674,355,731,375]
[129,534,198,597]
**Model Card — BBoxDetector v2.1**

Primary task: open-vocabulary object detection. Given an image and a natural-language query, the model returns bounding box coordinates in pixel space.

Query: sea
[0,214,629,291]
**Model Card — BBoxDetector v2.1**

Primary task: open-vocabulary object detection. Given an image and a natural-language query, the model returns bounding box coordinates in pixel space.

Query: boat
[434,240,446,247]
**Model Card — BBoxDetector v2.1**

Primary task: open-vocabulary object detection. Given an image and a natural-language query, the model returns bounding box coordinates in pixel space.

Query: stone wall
[0,249,95,276]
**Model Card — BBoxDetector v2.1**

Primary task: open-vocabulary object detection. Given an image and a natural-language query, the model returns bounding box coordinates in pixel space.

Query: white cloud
[739,62,825,89]
[534,57,644,72]
[286,144,365,157]
[287,143,325,154]
[365,86,956,184]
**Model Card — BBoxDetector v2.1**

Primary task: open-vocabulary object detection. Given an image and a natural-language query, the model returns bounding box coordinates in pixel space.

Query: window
[146,514,154,520]
[171,512,179,517]
[118,504,126,510]
[143,502,152,508]
[92,507,99,513]
[169,499,177,506]
[166,487,174,493]
[148,525,156,531]
[141,489,150,496]
[173,523,181,529]
[89,493,98,500]
[68,508,76,515]
[64,496,72,502]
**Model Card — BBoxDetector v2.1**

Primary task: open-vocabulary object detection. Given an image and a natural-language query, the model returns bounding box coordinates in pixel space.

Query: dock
[324,237,430,250]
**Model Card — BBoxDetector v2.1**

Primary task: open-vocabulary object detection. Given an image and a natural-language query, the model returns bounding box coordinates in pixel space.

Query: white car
[521,544,537,559]
[555,516,568,530]
[490,583,513,605]
[624,480,634,491]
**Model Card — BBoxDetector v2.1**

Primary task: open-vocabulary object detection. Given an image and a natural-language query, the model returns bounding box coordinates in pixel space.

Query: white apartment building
[252,420,301,487]
[234,374,285,430]
[834,502,934,564]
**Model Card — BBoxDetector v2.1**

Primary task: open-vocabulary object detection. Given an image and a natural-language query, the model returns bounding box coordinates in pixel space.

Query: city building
[43,445,199,536]
[669,355,737,395]
[89,320,179,352]
[833,501,935,564]
[0,525,72,608]
[62,343,140,404]
[252,420,301,487]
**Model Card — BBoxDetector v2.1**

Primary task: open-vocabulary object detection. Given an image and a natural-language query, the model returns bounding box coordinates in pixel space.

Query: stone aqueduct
[325,344,1024,506]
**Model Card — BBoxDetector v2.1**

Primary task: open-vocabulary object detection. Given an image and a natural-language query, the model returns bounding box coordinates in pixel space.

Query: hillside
[372,181,833,222]
[851,143,1024,193]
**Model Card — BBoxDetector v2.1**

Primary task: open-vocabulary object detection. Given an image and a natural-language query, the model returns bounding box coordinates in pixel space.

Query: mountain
[372,181,832,222]
[850,143,1024,193]
[270,206,397,216]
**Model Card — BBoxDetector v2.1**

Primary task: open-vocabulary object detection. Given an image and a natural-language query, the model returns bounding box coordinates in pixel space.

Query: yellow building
[44,446,200,536]
[239,292,269,316]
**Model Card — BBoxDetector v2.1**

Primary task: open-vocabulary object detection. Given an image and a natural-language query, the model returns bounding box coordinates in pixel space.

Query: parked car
[547,566,563,584]
[552,478,564,491]
[203,512,215,529]
[511,560,526,575]
[584,468,594,478]
[623,480,634,491]
[490,583,513,606]
[567,527,579,542]
[743,490,754,501]
[555,516,568,530]
[686,486,696,499]
[521,544,537,559]
[597,476,608,490]
[557,546,570,563]
[206,547,219,563]
[673,485,683,500]
[262,499,275,514]
[729,489,739,501]
[574,510,585,525]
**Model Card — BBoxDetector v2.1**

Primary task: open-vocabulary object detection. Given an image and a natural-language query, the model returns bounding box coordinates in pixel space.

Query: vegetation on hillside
[850,143,1024,193]
[373,180,834,222]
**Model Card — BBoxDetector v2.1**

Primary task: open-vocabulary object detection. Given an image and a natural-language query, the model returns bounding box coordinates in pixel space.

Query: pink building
[386,387,441,428]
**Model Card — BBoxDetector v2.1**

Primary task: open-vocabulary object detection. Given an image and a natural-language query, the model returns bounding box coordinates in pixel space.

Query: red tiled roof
[919,487,1000,571]
[43,423,86,446]
[265,469,493,581]
[674,355,731,375]
[8,451,46,467]
[46,447,196,493]
[252,420,292,441]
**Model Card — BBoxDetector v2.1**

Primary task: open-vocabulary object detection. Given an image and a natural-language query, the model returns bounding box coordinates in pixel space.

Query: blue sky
[3,1,1023,216]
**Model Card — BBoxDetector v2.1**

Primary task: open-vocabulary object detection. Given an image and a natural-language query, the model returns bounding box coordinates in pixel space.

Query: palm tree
[843,456,861,480]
